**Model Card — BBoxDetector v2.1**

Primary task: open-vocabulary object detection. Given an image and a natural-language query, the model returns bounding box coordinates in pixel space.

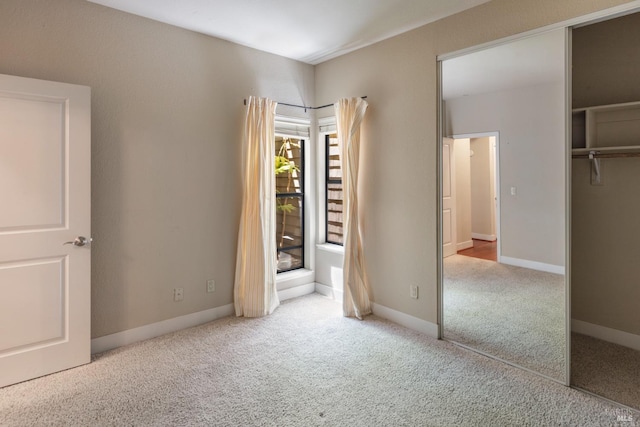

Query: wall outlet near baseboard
[410,285,419,299]
[207,279,215,293]
[174,287,184,302]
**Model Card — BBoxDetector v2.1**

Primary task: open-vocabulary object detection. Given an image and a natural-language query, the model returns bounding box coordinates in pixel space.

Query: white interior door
[0,74,91,388]
[442,137,457,257]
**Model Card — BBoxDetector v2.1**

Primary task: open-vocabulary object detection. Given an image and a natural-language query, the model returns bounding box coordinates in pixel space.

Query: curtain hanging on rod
[335,97,371,319]
[234,96,279,317]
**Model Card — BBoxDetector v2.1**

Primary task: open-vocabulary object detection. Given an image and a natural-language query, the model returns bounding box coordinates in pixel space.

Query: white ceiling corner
[87,0,491,65]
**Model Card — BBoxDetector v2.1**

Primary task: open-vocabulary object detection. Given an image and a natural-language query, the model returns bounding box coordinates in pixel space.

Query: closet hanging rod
[243,96,367,112]
[572,151,640,159]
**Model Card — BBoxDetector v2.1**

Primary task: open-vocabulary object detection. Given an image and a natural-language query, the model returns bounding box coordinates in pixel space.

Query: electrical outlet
[174,287,183,302]
[410,285,419,299]
[207,279,215,293]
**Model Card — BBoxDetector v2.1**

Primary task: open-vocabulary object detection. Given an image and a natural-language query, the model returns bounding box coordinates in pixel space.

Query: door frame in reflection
[446,132,500,262]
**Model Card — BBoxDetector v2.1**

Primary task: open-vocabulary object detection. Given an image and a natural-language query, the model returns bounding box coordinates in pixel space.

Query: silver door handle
[63,236,92,247]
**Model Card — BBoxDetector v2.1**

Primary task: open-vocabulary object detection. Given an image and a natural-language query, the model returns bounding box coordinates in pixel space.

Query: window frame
[274,115,311,275]
[318,115,344,249]
[275,135,305,273]
[325,133,344,246]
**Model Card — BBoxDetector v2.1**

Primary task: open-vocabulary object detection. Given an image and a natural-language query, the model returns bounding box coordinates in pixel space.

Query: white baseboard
[371,303,439,339]
[92,283,316,354]
[471,233,496,242]
[500,256,565,275]
[91,303,234,354]
[92,283,438,355]
[278,282,316,301]
[572,319,640,351]
[315,282,344,302]
[457,240,474,251]
[315,284,438,339]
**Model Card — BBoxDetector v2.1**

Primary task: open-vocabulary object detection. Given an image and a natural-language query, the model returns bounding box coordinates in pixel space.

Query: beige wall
[454,139,472,249]
[573,12,640,108]
[315,0,632,323]
[448,81,566,267]
[0,0,315,338]
[572,12,640,335]
[470,137,495,239]
[572,158,640,335]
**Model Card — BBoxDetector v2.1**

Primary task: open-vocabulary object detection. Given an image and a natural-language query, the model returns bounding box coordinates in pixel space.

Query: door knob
[63,236,92,247]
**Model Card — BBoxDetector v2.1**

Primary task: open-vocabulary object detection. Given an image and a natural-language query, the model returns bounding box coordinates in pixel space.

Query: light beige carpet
[572,332,640,410]
[0,293,631,426]
[443,255,566,381]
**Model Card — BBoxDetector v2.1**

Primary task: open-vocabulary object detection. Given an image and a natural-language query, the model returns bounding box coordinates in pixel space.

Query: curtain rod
[243,96,367,112]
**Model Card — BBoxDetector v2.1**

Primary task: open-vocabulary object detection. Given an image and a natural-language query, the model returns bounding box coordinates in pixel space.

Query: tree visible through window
[326,133,343,245]
[275,136,304,272]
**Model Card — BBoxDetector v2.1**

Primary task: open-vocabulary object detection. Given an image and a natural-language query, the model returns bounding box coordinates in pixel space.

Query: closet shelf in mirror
[572,100,640,151]
[572,146,640,158]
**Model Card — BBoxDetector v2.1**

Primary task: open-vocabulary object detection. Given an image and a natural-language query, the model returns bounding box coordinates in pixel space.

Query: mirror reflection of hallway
[452,136,498,263]
[440,28,568,383]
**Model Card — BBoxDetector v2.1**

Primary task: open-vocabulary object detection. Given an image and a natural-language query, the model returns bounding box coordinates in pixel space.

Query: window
[275,136,304,272]
[325,133,343,245]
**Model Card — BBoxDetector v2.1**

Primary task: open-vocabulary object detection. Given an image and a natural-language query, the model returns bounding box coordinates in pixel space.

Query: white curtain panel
[234,96,280,317]
[335,97,371,319]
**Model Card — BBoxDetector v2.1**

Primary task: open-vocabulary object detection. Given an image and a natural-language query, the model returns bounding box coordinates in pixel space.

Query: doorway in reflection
[449,135,498,262]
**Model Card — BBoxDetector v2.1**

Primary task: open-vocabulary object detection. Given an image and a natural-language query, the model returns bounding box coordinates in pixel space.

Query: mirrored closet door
[440,29,569,384]
[571,11,640,410]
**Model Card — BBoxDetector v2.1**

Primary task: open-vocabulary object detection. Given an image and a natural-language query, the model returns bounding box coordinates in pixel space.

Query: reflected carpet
[443,254,566,380]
